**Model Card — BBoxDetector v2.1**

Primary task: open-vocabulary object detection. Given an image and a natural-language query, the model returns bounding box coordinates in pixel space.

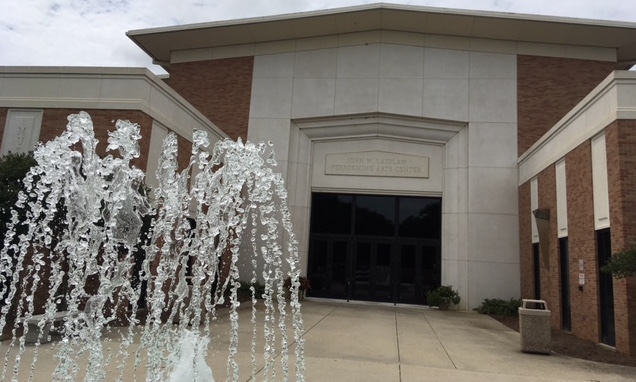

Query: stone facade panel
[518,181,533,298]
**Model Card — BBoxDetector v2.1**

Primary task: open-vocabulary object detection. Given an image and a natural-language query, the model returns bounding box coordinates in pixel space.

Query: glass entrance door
[397,242,440,304]
[352,240,393,302]
[308,193,441,305]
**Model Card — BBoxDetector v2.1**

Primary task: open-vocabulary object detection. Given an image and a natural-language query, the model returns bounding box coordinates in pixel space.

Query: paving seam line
[395,308,403,382]
[258,304,338,381]
[422,311,458,370]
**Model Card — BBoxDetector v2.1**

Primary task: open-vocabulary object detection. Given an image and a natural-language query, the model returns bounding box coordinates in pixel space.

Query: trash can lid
[519,299,551,315]
[521,299,548,310]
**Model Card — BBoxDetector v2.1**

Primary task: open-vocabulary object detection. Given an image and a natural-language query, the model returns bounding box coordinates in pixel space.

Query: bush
[0,152,37,307]
[475,298,522,316]
[0,152,37,242]
[426,285,460,307]
[229,280,266,301]
[601,245,636,279]
[0,151,68,247]
[426,290,442,307]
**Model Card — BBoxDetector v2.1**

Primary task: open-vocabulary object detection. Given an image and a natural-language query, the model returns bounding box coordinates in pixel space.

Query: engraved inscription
[325,151,429,179]
[16,125,27,149]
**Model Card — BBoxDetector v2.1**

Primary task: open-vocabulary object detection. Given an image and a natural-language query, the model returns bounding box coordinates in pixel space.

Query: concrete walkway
[2,300,635,381]
[293,301,636,381]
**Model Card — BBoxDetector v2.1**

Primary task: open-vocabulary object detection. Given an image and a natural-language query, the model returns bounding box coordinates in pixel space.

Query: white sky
[2,0,636,74]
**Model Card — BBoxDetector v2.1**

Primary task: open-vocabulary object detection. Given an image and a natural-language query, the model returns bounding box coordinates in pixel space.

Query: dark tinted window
[354,195,395,236]
[310,193,352,234]
[399,197,441,238]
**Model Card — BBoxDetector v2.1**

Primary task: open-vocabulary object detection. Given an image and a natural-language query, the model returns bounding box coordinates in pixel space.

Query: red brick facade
[0,107,194,327]
[0,108,7,147]
[516,55,635,352]
[1,108,193,174]
[605,120,636,355]
[563,141,601,344]
[166,57,254,141]
[519,124,636,355]
[517,56,615,154]
[40,109,154,171]
[536,165,560,326]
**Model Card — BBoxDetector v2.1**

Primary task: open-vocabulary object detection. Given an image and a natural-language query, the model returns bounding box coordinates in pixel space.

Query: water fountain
[0,111,305,381]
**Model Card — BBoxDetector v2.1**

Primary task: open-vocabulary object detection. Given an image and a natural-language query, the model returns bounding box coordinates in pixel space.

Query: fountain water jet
[0,111,305,381]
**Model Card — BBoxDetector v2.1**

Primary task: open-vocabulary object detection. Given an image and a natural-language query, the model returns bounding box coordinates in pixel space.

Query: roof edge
[127,2,636,37]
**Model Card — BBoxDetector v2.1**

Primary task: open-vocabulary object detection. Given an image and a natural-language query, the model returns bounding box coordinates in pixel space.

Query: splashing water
[0,112,305,381]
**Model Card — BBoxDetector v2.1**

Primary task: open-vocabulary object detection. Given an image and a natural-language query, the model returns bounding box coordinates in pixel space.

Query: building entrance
[307,193,441,305]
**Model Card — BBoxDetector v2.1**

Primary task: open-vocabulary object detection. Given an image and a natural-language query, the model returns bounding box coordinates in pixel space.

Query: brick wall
[565,140,601,343]
[520,139,599,342]
[606,120,636,355]
[537,165,562,327]
[0,108,7,148]
[517,56,614,154]
[40,109,155,172]
[517,55,636,355]
[520,120,636,355]
[2,108,192,176]
[176,134,193,173]
[167,57,254,141]
[1,108,197,320]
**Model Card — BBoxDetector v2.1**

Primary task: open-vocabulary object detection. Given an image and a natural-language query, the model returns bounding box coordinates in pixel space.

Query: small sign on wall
[578,273,585,286]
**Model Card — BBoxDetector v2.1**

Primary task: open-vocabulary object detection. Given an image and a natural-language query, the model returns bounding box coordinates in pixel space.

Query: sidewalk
[292,301,635,382]
[2,300,635,381]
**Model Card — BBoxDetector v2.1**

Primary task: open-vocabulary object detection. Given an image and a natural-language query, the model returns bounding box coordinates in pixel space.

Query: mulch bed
[489,314,636,368]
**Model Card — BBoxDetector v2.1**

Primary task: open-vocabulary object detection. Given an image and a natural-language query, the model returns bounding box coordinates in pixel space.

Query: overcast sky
[2,0,636,74]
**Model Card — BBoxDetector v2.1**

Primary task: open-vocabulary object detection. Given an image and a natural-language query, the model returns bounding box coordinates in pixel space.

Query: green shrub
[227,280,266,301]
[475,298,522,316]
[0,152,37,242]
[0,151,69,246]
[426,290,441,307]
[426,285,460,307]
[0,152,37,306]
[601,245,636,279]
